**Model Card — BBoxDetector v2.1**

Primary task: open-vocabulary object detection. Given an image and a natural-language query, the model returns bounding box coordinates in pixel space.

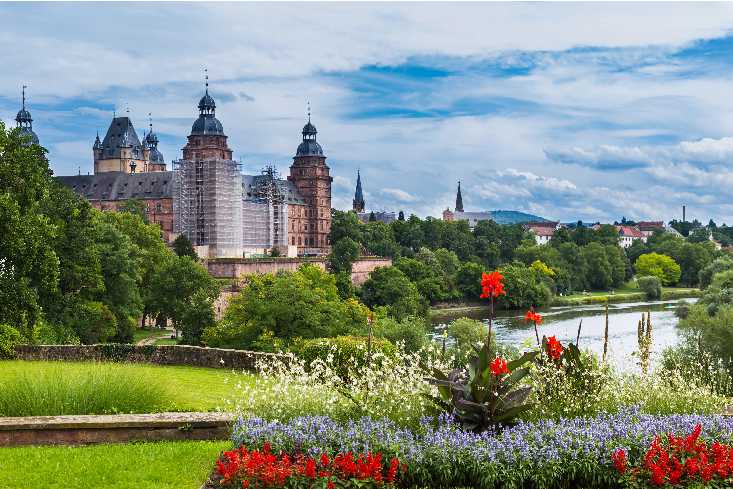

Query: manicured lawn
[0,440,230,489]
[0,361,257,414]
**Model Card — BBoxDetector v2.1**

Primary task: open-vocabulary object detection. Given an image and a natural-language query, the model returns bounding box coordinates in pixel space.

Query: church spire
[353,169,365,212]
[455,181,464,212]
[15,84,39,146]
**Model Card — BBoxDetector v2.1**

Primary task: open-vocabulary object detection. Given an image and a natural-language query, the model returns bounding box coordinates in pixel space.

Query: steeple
[93,131,102,150]
[455,181,464,212]
[296,102,323,157]
[190,68,224,136]
[15,85,39,146]
[353,169,365,212]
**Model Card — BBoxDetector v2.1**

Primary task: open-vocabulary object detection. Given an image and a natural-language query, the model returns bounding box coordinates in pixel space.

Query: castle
[45,78,333,257]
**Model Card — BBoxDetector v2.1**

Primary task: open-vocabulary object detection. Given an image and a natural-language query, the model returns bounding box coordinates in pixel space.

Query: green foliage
[116,198,148,223]
[171,234,198,259]
[361,221,399,257]
[497,263,552,309]
[359,266,424,320]
[0,324,22,359]
[637,276,662,300]
[288,336,396,377]
[371,314,428,352]
[329,237,360,274]
[68,301,117,344]
[447,317,487,350]
[334,270,355,299]
[699,255,733,289]
[207,264,370,349]
[394,257,449,303]
[329,210,363,244]
[431,343,538,432]
[455,262,484,300]
[634,252,681,285]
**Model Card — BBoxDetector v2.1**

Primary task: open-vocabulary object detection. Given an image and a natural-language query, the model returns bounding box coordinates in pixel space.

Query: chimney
[683,205,686,223]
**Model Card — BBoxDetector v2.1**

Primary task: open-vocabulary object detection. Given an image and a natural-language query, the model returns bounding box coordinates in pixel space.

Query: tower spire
[353,169,365,213]
[307,101,311,123]
[22,85,26,111]
[455,181,464,212]
[204,67,209,94]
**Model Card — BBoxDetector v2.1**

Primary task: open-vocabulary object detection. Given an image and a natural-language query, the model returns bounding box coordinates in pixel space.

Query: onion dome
[190,81,225,136]
[296,110,323,157]
[15,85,39,146]
[144,116,165,164]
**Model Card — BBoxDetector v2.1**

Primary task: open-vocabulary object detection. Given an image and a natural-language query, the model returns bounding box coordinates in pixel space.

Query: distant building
[350,170,396,224]
[353,169,365,213]
[524,221,560,245]
[93,114,166,174]
[615,225,647,248]
[636,221,665,237]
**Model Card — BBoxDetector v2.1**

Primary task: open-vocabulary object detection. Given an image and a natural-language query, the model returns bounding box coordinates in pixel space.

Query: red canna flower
[490,356,510,376]
[611,449,627,474]
[545,336,563,360]
[524,310,542,325]
[480,271,506,299]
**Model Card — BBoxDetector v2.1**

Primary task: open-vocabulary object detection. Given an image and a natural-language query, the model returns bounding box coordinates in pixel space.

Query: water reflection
[432,299,697,372]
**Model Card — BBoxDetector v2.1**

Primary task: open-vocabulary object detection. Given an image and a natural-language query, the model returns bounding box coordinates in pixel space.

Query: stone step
[0,412,233,446]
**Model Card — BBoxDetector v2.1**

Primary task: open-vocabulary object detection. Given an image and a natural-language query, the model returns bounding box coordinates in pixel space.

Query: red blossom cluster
[545,336,563,360]
[612,424,733,486]
[480,271,506,299]
[524,310,542,325]
[490,357,510,377]
[216,443,401,488]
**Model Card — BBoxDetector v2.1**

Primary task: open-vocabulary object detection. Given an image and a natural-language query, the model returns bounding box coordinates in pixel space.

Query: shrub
[637,275,662,300]
[635,253,681,286]
[371,315,427,352]
[496,263,552,309]
[0,324,22,359]
[359,266,424,320]
[699,256,733,289]
[287,336,396,377]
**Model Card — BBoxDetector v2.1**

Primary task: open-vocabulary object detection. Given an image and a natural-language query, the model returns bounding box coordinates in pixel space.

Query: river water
[431,299,697,372]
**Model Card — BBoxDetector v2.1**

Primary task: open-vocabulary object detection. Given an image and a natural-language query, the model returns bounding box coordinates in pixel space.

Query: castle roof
[99,117,144,159]
[56,172,173,201]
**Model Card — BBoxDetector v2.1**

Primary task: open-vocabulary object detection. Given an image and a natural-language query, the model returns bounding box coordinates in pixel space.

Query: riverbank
[429,287,701,316]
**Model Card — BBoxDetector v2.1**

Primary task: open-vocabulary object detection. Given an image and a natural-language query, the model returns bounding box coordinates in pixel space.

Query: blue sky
[5,2,733,223]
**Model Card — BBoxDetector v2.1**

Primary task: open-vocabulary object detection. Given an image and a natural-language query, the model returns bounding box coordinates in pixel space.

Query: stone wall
[206,256,391,285]
[14,344,287,371]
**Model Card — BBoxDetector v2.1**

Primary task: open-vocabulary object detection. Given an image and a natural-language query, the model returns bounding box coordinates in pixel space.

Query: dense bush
[371,315,428,352]
[637,276,662,300]
[496,263,552,309]
[698,255,733,289]
[0,324,22,359]
[359,266,424,320]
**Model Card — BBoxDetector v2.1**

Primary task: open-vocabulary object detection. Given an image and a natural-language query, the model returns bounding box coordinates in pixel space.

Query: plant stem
[602,301,609,363]
[487,295,494,353]
[575,319,583,346]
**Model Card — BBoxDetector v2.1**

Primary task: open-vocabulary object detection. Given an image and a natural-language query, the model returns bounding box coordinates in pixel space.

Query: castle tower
[15,85,39,146]
[144,114,166,172]
[93,113,147,174]
[353,169,365,213]
[455,181,464,212]
[287,105,333,253]
[181,73,232,161]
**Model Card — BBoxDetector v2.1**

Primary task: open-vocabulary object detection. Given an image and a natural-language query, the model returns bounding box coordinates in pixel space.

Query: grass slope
[0,361,256,416]
[0,441,230,489]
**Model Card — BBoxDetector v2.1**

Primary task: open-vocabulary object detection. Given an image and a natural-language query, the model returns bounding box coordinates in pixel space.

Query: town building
[636,221,665,237]
[524,221,560,245]
[615,225,647,248]
[349,170,396,224]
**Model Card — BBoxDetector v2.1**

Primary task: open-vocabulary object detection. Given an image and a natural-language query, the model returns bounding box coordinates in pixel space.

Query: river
[431,298,698,371]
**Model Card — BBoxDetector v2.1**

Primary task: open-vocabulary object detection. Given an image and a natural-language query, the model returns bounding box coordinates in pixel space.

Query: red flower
[327,481,335,489]
[490,356,510,376]
[611,449,627,474]
[545,336,563,360]
[480,271,506,299]
[524,309,542,325]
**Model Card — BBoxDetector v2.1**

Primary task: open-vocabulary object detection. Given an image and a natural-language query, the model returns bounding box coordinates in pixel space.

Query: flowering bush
[225,344,450,429]
[214,443,401,488]
[231,408,733,489]
[612,424,733,487]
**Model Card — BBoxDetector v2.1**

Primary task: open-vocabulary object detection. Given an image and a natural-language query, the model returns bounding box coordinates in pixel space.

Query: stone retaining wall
[14,344,287,371]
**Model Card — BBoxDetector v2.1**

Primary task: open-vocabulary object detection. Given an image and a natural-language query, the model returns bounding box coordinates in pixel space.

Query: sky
[5,2,733,224]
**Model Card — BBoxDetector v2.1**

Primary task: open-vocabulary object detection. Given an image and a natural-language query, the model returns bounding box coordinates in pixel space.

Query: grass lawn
[0,361,257,415]
[154,337,178,345]
[0,440,230,489]
[132,327,169,344]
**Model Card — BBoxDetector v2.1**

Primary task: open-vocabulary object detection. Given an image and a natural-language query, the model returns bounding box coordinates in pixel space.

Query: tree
[0,122,58,337]
[329,237,360,274]
[581,242,613,290]
[497,263,552,309]
[69,301,117,344]
[359,266,423,320]
[172,234,198,259]
[361,221,399,257]
[699,256,733,289]
[634,253,681,286]
[637,276,662,300]
[206,264,369,348]
[180,290,217,345]
[117,198,148,223]
[456,262,484,300]
[148,255,219,341]
[394,256,448,303]
[329,210,363,244]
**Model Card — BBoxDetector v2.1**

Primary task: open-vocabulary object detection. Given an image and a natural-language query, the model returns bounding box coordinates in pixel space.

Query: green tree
[172,234,198,259]
[497,263,552,309]
[117,198,148,223]
[359,266,423,319]
[69,301,117,344]
[361,221,399,257]
[699,256,733,289]
[329,237,360,274]
[637,276,662,300]
[329,210,363,244]
[456,262,484,300]
[634,253,681,286]
[581,242,613,290]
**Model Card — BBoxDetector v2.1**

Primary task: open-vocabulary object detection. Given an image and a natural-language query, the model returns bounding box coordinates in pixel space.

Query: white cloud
[380,188,418,203]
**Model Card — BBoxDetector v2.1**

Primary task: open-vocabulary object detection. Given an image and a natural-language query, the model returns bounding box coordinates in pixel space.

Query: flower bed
[230,408,733,488]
